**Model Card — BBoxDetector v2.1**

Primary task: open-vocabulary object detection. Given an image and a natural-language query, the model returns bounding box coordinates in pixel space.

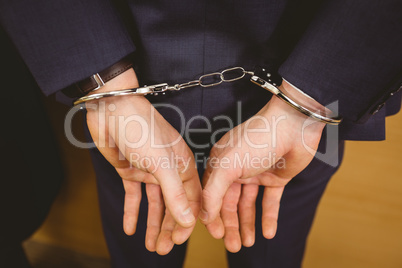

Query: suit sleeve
[278,0,402,123]
[0,0,136,96]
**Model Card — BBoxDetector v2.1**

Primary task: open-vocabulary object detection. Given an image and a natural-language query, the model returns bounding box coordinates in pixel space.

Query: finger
[221,183,242,253]
[201,156,214,188]
[262,185,285,239]
[171,153,201,244]
[171,186,200,245]
[201,147,225,238]
[153,158,196,228]
[156,209,176,255]
[145,184,164,252]
[177,152,202,215]
[201,163,239,225]
[238,184,259,247]
[122,180,142,236]
[205,215,225,239]
[171,220,195,245]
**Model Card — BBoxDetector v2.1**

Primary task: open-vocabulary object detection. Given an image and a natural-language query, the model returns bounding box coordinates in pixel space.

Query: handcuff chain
[74,66,254,105]
[170,66,254,91]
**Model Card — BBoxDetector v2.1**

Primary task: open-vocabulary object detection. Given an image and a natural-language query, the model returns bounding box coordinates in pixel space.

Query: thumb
[154,167,196,228]
[200,164,238,225]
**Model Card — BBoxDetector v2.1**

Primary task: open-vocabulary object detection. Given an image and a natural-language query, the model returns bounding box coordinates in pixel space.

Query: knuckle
[175,156,191,174]
[240,192,257,204]
[202,188,213,201]
[116,167,130,179]
[222,202,238,212]
[174,189,188,201]
[202,188,220,205]
[209,145,219,158]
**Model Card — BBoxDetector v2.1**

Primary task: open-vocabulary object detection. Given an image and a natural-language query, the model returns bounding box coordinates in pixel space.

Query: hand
[200,81,326,252]
[85,69,201,255]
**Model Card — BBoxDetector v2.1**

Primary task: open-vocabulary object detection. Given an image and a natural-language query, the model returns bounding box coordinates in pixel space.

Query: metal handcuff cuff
[73,66,342,125]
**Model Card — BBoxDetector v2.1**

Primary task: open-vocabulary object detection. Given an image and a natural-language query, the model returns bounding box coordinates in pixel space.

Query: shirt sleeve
[0,0,136,96]
[278,0,402,123]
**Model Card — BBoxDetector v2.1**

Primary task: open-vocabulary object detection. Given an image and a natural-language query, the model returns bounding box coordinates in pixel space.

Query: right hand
[200,82,325,252]
[85,69,201,255]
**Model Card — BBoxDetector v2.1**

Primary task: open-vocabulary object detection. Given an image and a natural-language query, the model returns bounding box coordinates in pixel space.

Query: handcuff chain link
[170,66,253,91]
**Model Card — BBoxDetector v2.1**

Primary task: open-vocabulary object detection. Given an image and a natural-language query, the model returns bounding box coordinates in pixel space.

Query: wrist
[85,68,150,113]
[92,68,139,94]
[265,94,326,132]
[280,79,330,115]
[251,70,342,125]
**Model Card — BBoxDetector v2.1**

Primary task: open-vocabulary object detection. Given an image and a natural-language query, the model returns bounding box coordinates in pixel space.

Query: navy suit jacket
[1,0,401,141]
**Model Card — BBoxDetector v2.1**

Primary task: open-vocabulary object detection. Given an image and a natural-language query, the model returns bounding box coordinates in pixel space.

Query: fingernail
[180,207,195,224]
[199,209,208,222]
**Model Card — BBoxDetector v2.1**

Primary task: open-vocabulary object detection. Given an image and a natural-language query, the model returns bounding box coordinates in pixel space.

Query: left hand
[85,69,201,255]
[199,81,326,252]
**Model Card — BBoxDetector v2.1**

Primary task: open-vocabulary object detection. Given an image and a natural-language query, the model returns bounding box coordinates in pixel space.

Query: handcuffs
[73,66,342,125]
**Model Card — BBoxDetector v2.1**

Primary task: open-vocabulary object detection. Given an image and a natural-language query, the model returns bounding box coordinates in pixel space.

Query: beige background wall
[29,98,402,267]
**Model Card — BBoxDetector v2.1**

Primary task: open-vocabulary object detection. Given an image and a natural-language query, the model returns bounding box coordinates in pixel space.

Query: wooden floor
[24,240,110,268]
[303,112,402,267]
[26,98,402,268]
